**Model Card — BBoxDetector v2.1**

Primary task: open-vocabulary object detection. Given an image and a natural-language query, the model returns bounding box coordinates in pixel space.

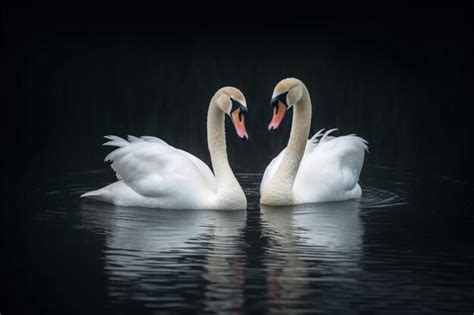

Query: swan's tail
[80,189,107,201]
[80,182,125,204]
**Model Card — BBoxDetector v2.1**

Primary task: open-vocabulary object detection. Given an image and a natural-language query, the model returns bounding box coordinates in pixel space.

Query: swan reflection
[261,200,363,311]
[80,202,246,312]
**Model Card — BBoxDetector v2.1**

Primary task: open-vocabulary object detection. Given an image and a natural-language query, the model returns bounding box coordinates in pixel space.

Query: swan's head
[216,87,249,140]
[268,78,303,131]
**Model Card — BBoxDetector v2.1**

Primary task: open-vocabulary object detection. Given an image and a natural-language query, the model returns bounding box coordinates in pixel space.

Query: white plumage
[260,78,368,205]
[81,135,218,209]
[261,129,368,204]
[81,87,248,210]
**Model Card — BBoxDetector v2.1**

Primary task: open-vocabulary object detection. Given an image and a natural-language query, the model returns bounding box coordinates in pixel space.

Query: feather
[320,128,338,143]
[127,135,143,142]
[140,136,167,145]
[103,135,128,147]
[98,135,217,201]
[310,129,325,144]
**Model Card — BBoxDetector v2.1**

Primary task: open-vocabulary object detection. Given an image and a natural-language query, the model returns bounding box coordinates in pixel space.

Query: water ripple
[26,165,474,313]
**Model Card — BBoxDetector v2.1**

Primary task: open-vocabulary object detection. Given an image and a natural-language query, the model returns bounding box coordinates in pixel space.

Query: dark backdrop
[3,2,473,183]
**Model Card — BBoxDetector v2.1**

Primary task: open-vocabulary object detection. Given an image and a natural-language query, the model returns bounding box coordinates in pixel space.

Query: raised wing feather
[103,136,216,198]
[295,131,368,200]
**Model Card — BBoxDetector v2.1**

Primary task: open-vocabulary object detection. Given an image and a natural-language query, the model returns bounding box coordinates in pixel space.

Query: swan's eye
[270,91,289,110]
[230,98,247,116]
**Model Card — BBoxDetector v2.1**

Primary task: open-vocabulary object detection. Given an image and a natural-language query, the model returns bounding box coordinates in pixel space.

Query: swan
[260,78,368,206]
[81,87,249,210]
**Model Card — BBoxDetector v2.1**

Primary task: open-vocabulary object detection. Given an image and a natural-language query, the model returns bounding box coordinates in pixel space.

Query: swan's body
[260,78,368,206]
[261,129,367,204]
[82,87,248,210]
[83,135,240,209]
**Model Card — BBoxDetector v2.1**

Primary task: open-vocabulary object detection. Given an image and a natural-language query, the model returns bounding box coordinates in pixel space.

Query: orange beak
[268,100,287,131]
[231,108,249,140]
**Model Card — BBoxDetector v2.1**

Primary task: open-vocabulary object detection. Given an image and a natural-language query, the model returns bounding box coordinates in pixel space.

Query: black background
[2,2,474,314]
[3,1,473,182]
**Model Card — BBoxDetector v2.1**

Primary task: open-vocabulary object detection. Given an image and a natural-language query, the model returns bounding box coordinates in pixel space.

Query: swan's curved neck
[261,84,312,205]
[207,97,241,199]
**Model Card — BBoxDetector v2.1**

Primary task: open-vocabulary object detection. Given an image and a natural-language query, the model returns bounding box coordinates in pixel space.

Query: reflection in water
[202,211,246,313]
[80,202,246,313]
[23,167,474,313]
[261,201,363,312]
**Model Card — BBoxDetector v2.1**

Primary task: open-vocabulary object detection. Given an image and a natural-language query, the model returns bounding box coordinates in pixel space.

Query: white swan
[260,78,368,206]
[81,87,249,210]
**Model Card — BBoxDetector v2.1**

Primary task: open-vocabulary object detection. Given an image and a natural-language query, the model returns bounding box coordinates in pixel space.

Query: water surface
[4,166,474,313]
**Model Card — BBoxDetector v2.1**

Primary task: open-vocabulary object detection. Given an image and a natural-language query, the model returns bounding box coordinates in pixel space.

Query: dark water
[4,165,474,314]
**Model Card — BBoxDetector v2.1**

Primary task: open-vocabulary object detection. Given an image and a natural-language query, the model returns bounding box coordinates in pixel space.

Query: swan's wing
[296,130,368,199]
[175,148,216,184]
[103,135,217,198]
[309,130,368,167]
[139,136,215,187]
[260,148,286,194]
